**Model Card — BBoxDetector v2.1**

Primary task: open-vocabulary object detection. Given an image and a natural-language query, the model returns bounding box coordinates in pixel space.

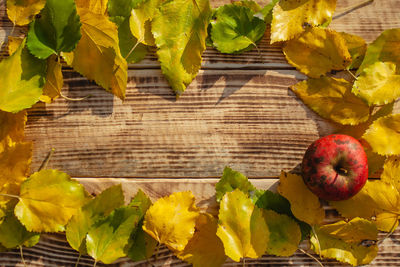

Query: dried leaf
[283,27,351,78]
[142,191,200,251]
[277,171,324,225]
[291,76,370,125]
[7,0,46,25]
[270,0,336,43]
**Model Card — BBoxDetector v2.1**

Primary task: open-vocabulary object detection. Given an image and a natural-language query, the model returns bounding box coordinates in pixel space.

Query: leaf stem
[60,93,92,102]
[242,257,246,267]
[38,148,55,171]
[0,193,20,200]
[19,245,27,267]
[378,219,399,245]
[74,253,81,267]
[299,248,324,267]
[333,0,374,20]
[311,226,322,260]
[93,260,97,267]
[346,69,357,80]
[125,38,142,61]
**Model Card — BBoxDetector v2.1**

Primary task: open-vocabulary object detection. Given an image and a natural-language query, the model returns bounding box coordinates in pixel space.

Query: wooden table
[1,0,400,266]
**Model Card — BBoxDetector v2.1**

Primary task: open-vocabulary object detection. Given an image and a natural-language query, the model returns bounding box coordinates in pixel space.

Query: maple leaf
[75,0,108,15]
[210,4,266,54]
[363,113,400,156]
[0,39,46,113]
[62,9,128,100]
[27,0,81,59]
[66,184,125,253]
[40,55,63,103]
[177,213,227,267]
[357,28,400,74]
[14,169,88,233]
[6,0,46,26]
[0,213,40,249]
[130,0,163,46]
[151,0,211,96]
[86,206,141,264]
[283,27,351,78]
[215,166,256,202]
[291,76,370,125]
[270,0,336,43]
[216,189,269,262]
[278,171,325,226]
[142,191,200,251]
[340,32,367,70]
[353,62,400,106]
[310,218,378,266]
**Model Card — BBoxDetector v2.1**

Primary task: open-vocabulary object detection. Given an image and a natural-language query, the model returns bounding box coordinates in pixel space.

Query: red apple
[301,134,368,201]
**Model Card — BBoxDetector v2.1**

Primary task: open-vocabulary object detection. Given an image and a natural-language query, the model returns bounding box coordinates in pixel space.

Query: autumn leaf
[75,0,108,15]
[340,32,367,70]
[261,0,278,24]
[27,0,81,59]
[130,0,163,46]
[264,209,301,256]
[216,189,269,262]
[40,55,63,103]
[357,28,400,74]
[0,213,40,249]
[151,0,211,96]
[381,156,400,190]
[6,0,46,25]
[363,113,400,156]
[283,28,351,78]
[66,184,125,253]
[0,110,27,147]
[7,36,24,55]
[270,0,336,43]
[353,62,400,106]
[142,191,200,251]
[291,76,370,125]
[278,171,324,226]
[330,180,400,232]
[233,0,262,12]
[177,213,227,267]
[0,39,46,113]
[210,4,266,54]
[86,206,141,264]
[62,9,128,100]
[14,169,88,233]
[215,166,256,202]
[310,218,378,266]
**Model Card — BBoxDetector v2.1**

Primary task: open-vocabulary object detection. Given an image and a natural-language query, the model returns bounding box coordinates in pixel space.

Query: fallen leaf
[0,213,40,249]
[381,156,400,191]
[283,27,351,78]
[7,0,46,25]
[310,218,378,266]
[142,191,200,251]
[151,0,211,96]
[270,0,336,43]
[233,0,262,12]
[340,32,367,70]
[278,171,325,226]
[177,213,227,267]
[15,169,88,232]
[0,110,27,147]
[353,62,400,106]
[216,189,269,262]
[291,76,370,125]
[75,0,108,15]
[40,55,63,103]
[7,36,24,55]
[261,0,279,24]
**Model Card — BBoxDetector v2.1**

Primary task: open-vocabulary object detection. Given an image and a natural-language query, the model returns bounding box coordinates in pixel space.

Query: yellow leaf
[340,32,367,70]
[7,36,24,55]
[363,113,400,156]
[6,0,46,26]
[216,189,269,262]
[283,28,351,78]
[142,191,200,251]
[75,0,108,15]
[331,180,400,232]
[14,169,88,232]
[40,55,63,103]
[353,62,400,106]
[0,110,27,149]
[270,0,336,43]
[177,213,227,267]
[291,76,369,125]
[310,218,378,266]
[381,156,400,191]
[277,171,324,225]
[63,9,128,100]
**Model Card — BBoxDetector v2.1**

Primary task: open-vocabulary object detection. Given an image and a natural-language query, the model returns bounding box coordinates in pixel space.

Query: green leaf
[14,169,88,233]
[233,0,262,13]
[210,4,266,54]
[0,39,46,113]
[108,0,134,20]
[216,189,269,262]
[118,17,148,63]
[0,213,40,249]
[215,167,256,202]
[66,184,125,253]
[310,218,378,266]
[86,206,141,264]
[353,62,400,106]
[151,0,211,96]
[261,0,279,24]
[27,0,81,59]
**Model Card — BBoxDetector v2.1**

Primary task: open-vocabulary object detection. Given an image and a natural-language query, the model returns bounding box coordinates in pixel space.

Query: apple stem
[299,248,324,267]
[333,0,374,20]
[339,167,348,174]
